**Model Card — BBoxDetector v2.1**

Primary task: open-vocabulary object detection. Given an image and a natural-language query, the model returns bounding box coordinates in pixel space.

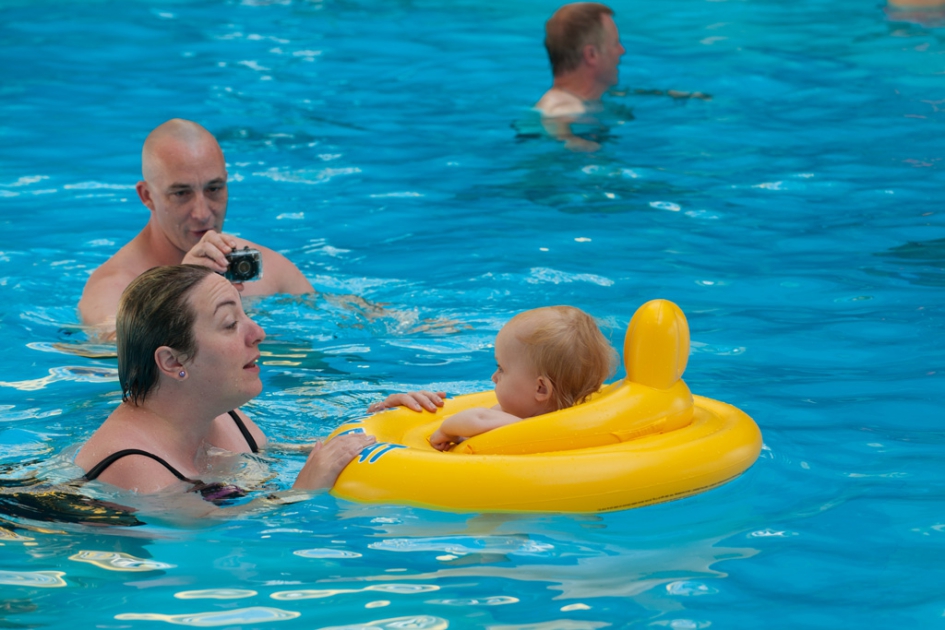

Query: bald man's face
[138,136,228,255]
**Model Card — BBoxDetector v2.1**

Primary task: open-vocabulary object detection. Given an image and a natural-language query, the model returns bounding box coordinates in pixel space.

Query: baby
[368,306,618,451]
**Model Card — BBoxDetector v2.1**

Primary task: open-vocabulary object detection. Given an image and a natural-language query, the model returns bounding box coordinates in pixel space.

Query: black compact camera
[223,246,263,283]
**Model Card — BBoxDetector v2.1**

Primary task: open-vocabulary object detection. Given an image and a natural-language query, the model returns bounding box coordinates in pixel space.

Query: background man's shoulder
[535,89,587,117]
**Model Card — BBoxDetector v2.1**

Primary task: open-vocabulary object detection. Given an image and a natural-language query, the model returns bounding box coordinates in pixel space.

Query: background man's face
[596,15,625,87]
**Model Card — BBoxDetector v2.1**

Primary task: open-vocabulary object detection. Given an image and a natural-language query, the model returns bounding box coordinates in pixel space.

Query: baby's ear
[535,376,553,402]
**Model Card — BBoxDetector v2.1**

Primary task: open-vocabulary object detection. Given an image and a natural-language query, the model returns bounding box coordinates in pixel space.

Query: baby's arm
[429,407,521,451]
[368,391,446,413]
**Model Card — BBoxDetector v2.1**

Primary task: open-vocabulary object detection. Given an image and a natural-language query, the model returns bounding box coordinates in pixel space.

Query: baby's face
[491,321,547,419]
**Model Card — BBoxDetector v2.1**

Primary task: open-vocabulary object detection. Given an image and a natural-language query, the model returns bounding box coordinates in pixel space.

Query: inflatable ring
[329,300,762,513]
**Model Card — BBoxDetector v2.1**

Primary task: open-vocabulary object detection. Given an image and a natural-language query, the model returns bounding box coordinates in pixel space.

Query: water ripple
[294,548,363,559]
[0,366,117,391]
[116,607,300,626]
[69,550,175,572]
[0,570,66,588]
[369,536,554,557]
[318,616,447,630]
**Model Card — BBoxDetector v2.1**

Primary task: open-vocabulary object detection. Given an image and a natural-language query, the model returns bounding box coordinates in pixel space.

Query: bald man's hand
[182,231,240,274]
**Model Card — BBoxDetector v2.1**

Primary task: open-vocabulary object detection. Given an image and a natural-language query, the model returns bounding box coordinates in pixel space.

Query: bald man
[79,119,313,330]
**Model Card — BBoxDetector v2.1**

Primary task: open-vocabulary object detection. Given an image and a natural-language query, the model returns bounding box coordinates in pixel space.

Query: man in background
[535,3,625,151]
[536,3,708,151]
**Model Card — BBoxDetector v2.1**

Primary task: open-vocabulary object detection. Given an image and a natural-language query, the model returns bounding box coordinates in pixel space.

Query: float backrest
[449,300,694,456]
[624,299,690,390]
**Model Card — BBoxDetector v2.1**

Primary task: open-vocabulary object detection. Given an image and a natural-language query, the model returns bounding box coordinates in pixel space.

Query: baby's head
[493,306,617,417]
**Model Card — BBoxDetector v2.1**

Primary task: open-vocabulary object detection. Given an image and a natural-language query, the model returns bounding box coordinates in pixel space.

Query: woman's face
[183,273,266,409]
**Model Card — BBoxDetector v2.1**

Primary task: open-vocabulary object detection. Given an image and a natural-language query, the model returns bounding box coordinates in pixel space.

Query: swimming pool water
[1,0,943,627]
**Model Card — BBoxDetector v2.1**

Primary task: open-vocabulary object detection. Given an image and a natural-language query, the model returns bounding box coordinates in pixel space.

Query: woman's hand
[368,391,446,413]
[292,432,376,490]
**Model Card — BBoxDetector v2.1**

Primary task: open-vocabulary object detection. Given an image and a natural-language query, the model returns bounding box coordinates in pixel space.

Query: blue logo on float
[358,443,407,464]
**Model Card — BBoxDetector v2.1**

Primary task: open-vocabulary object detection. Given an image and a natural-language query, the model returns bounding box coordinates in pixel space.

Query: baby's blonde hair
[508,306,618,411]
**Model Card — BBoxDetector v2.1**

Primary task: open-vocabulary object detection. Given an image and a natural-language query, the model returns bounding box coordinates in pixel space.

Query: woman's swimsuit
[84,410,259,502]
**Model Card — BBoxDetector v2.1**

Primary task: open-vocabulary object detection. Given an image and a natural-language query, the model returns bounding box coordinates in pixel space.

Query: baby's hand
[429,428,455,452]
[368,391,446,414]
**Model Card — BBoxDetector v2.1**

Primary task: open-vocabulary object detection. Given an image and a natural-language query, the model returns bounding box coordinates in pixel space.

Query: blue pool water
[1,0,944,627]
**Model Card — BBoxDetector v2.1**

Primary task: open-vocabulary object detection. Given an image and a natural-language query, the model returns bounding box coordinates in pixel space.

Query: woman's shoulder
[73,404,131,470]
[75,406,187,491]
[84,449,190,493]
[207,409,268,453]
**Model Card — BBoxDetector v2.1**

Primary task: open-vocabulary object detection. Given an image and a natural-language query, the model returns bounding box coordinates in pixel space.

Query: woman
[75,265,374,511]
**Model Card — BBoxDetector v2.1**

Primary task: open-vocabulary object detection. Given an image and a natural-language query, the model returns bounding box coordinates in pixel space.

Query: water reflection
[0,488,143,527]
[0,366,117,392]
[0,570,67,588]
[317,616,448,630]
[885,0,945,27]
[354,532,757,603]
[455,147,694,216]
[69,550,174,572]
[490,622,609,630]
[872,237,945,287]
[115,607,301,626]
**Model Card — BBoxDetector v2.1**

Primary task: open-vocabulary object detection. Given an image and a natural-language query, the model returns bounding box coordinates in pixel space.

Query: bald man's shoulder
[230,237,315,296]
[78,241,152,328]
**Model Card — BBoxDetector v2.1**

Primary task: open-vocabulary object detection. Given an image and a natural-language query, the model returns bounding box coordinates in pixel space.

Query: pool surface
[1,0,943,627]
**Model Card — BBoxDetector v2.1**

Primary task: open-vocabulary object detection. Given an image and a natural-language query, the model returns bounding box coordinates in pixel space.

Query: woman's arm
[131,484,315,522]
[292,432,376,490]
[97,433,376,522]
[429,407,521,451]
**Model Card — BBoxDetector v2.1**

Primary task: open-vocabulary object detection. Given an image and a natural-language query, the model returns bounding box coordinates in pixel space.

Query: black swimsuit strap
[84,410,257,481]
[228,410,259,454]
[84,449,190,482]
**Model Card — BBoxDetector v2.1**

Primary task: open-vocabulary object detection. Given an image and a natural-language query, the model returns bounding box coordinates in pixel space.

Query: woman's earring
[179,370,186,379]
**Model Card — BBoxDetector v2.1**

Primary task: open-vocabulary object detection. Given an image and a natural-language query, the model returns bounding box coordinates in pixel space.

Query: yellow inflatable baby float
[328,299,762,513]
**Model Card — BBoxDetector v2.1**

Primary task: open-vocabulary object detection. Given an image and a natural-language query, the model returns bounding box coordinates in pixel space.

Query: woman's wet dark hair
[117,265,214,405]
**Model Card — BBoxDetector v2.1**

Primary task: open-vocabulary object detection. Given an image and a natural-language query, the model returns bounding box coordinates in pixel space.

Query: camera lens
[237,260,252,274]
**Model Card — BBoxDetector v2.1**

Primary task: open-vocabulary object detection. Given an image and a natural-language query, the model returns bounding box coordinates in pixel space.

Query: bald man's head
[142,119,223,183]
[136,119,229,255]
